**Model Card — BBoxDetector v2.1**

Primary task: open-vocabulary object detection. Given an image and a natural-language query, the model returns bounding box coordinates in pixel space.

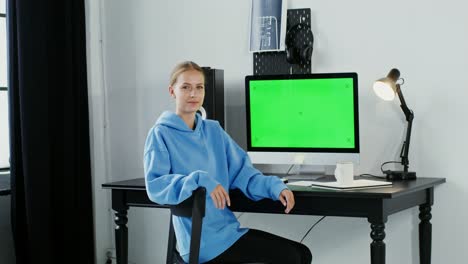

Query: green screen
[249,78,355,148]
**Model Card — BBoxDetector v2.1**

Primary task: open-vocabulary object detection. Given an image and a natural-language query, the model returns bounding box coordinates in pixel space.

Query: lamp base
[384,170,417,181]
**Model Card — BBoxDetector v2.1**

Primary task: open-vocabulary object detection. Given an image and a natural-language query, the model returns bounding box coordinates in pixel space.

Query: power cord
[286,164,295,175]
[298,161,401,244]
[300,216,326,243]
[359,174,386,179]
[359,161,403,179]
[380,161,401,174]
[236,212,244,220]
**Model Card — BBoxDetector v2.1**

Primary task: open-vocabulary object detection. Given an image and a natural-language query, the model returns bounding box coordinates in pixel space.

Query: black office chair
[167,187,206,264]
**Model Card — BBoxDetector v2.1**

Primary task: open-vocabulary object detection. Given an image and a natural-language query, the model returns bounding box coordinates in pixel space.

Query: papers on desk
[287,181,316,187]
[287,179,392,190]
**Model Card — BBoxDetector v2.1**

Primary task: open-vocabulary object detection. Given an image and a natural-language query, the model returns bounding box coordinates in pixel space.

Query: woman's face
[169,69,205,116]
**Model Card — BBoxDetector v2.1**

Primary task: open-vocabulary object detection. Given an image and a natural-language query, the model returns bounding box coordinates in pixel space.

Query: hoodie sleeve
[143,128,220,205]
[221,128,288,201]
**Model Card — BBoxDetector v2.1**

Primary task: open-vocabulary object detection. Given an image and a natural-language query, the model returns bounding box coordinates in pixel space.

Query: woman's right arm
[143,130,219,205]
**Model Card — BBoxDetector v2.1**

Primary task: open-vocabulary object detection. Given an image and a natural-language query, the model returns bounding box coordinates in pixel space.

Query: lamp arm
[396,84,413,121]
[395,84,414,173]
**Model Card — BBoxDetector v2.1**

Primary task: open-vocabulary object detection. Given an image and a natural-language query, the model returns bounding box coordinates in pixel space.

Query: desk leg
[419,204,432,264]
[115,210,128,264]
[370,222,386,264]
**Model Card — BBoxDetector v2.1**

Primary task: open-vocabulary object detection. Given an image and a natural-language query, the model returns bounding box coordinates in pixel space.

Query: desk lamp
[373,68,417,180]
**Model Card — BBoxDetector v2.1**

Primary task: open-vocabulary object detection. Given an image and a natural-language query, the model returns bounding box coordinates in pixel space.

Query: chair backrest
[167,187,206,264]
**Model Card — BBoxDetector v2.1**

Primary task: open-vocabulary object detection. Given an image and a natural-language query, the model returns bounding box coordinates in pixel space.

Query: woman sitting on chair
[144,61,312,264]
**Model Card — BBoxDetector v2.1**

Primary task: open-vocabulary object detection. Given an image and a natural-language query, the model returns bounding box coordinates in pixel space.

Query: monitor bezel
[245,72,360,154]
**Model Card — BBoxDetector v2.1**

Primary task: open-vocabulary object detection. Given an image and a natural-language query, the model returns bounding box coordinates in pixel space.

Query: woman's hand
[210,184,231,209]
[279,189,295,214]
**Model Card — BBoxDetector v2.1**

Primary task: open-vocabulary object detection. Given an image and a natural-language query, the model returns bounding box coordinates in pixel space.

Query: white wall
[85,1,113,263]
[88,0,468,263]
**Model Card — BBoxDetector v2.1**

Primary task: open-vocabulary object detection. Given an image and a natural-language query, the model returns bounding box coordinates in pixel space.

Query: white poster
[249,0,287,52]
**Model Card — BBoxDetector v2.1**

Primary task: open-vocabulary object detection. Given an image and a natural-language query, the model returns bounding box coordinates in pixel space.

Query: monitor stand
[286,165,332,181]
[286,174,325,181]
[255,164,333,181]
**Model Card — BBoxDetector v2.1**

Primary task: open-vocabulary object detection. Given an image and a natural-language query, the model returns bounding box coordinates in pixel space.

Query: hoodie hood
[155,111,201,132]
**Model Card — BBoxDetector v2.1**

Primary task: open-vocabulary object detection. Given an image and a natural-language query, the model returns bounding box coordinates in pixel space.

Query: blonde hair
[169,61,205,86]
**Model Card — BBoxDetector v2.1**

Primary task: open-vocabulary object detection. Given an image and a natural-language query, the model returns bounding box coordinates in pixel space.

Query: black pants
[204,229,312,264]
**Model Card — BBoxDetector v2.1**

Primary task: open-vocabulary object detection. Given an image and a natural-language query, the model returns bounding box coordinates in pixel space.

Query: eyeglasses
[179,85,205,94]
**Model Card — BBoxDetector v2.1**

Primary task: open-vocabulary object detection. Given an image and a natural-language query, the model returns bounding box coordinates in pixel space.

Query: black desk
[103,177,445,264]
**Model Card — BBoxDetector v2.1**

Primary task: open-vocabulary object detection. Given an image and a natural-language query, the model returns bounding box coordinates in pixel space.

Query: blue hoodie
[143,111,288,263]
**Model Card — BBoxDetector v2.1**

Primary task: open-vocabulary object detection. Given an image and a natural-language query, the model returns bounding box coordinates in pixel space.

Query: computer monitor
[245,73,359,166]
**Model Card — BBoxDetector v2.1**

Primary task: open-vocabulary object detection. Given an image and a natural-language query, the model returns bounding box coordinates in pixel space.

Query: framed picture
[249,0,287,53]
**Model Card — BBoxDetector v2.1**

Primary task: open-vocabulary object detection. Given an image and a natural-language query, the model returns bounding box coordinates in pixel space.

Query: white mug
[334,161,354,185]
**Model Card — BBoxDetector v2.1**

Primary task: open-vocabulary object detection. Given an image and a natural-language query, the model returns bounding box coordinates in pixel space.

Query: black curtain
[7,0,95,263]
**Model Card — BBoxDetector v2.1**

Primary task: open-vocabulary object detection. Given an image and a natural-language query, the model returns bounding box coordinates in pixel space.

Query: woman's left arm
[221,128,289,203]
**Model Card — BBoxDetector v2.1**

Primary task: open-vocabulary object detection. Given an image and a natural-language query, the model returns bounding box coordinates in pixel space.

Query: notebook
[287,179,392,190]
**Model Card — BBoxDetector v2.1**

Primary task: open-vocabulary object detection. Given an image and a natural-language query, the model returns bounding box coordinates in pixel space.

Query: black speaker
[201,67,224,128]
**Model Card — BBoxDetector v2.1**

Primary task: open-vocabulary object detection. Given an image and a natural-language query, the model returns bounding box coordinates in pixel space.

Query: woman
[144,61,312,263]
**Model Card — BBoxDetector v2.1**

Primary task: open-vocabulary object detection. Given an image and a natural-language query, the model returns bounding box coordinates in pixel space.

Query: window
[0,0,10,170]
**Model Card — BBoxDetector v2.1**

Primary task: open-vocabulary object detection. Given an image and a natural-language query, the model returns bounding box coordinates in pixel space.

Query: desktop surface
[102,176,445,199]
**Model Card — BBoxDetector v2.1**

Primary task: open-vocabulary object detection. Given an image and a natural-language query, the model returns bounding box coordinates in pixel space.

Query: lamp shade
[373,68,401,101]
[373,78,396,101]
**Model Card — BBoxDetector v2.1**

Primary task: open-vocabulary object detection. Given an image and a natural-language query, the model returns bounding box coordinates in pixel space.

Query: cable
[286,164,295,175]
[359,173,386,179]
[359,160,404,179]
[359,160,402,179]
[380,161,401,174]
[236,212,244,220]
[300,216,326,243]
